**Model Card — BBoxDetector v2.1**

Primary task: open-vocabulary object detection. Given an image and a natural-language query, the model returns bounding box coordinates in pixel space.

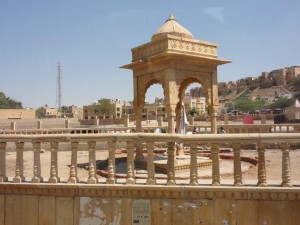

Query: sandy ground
[4,142,300,186]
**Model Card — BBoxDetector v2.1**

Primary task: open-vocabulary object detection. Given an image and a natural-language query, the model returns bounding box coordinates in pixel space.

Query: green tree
[271,97,294,109]
[289,77,300,100]
[233,99,266,114]
[92,99,114,116]
[189,107,199,116]
[0,92,23,109]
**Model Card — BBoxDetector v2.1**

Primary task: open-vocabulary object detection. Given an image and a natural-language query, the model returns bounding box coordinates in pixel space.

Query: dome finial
[166,15,176,22]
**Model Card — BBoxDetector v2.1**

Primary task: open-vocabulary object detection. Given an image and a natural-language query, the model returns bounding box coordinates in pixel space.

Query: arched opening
[176,78,208,133]
[142,82,165,126]
[182,82,207,116]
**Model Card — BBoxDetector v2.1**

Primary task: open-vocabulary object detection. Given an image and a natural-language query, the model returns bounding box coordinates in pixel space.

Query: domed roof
[152,15,194,41]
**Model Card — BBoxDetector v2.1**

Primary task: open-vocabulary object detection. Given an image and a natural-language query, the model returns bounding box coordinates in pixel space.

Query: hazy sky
[0,0,299,108]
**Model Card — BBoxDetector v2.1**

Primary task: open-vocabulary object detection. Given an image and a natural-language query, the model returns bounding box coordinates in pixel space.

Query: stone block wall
[1,184,300,225]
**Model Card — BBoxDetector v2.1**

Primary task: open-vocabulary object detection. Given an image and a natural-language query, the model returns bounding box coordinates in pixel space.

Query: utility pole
[56,62,63,116]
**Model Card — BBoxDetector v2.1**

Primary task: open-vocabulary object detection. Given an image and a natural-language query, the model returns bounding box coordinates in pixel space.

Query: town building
[83,99,128,120]
[183,94,206,115]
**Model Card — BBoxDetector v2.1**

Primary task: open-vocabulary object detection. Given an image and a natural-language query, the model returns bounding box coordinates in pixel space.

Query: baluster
[211,143,220,186]
[146,141,156,185]
[32,141,43,183]
[167,142,176,186]
[257,142,268,187]
[232,143,243,186]
[287,125,290,133]
[13,142,25,183]
[87,141,97,184]
[0,142,8,182]
[106,140,117,184]
[279,125,282,133]
[281,142,292,187]
[126,141,135,185]
[189,143,198,186]
[68,142,79,183]
[48,142,59,183]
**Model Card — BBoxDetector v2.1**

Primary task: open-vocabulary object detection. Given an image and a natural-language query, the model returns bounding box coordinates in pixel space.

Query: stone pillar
[224,114,229,125]
[167,142,176,186]
[257,142,268,187]
[210,69,219,134]
[0,142,7,182]
[65,120,70,129]
[146,141,156,185]
[211,143,220,186]
[94,117,99,127]
[158,116,163,127]
[126,141,135,185]
[189,116,194,126]
[13,142,25,183]
[281,142,292,187]
[166,106,176,133]
[48,142,59,183]
[11,121,16,130]
[106,140,117,184]
[37,120,43,129]
[189,144,198,186]
[32,141,43,183]
[232,143,243,186]
[261,114,266,124]
[210,106,218,134]
[124,114,130,127]
[133,105,144,161]
[87,141,97,184]
[164,69,179,134]
[68,142,79,184]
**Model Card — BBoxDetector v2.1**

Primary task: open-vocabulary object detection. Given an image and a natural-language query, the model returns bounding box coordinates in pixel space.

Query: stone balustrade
[0,133,299,187]
[1,123,300,135]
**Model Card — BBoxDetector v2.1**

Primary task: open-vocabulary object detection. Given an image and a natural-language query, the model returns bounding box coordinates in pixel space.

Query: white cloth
[178,106,188,134]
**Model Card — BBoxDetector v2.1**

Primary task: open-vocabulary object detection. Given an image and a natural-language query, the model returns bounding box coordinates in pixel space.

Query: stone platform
[135,155,212,174]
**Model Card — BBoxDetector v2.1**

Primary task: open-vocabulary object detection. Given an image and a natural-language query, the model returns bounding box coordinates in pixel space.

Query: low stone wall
[0,184,299,225]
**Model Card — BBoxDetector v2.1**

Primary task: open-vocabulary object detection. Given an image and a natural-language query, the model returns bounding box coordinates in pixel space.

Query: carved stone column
[0,142,7,182]
[164,70,179,134]
[167,142,176,185]
[166,105,177,134]
[232,143,243,186]
[32,141,43,183]
[126,141,135,185]
[211,143,220,186]
[106,140,117,184]
[146,141,156,185]
[210,69,219,134]
[13,142,25,183]
[281,142,292,187]
[189,144,198,186]
[257,142,268,187]
[68,142,79,184]
[48,142,59,183]
[133,103,145,161]
[87,141,97,184]
[210,106,218,134]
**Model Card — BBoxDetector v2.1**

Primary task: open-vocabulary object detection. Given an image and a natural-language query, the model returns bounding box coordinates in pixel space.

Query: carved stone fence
[1,133,300,225]
[0,133,299,187]
[1,123,300,135]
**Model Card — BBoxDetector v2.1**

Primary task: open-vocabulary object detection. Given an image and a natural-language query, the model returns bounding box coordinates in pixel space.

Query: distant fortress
[218,65,300,94]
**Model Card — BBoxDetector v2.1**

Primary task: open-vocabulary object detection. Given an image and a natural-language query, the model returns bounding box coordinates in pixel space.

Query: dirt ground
[4,142,300,186]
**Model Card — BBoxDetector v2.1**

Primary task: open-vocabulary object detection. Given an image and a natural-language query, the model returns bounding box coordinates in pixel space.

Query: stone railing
[0,133,299,187]
[1,123,300,135]
[187,124,300,134]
